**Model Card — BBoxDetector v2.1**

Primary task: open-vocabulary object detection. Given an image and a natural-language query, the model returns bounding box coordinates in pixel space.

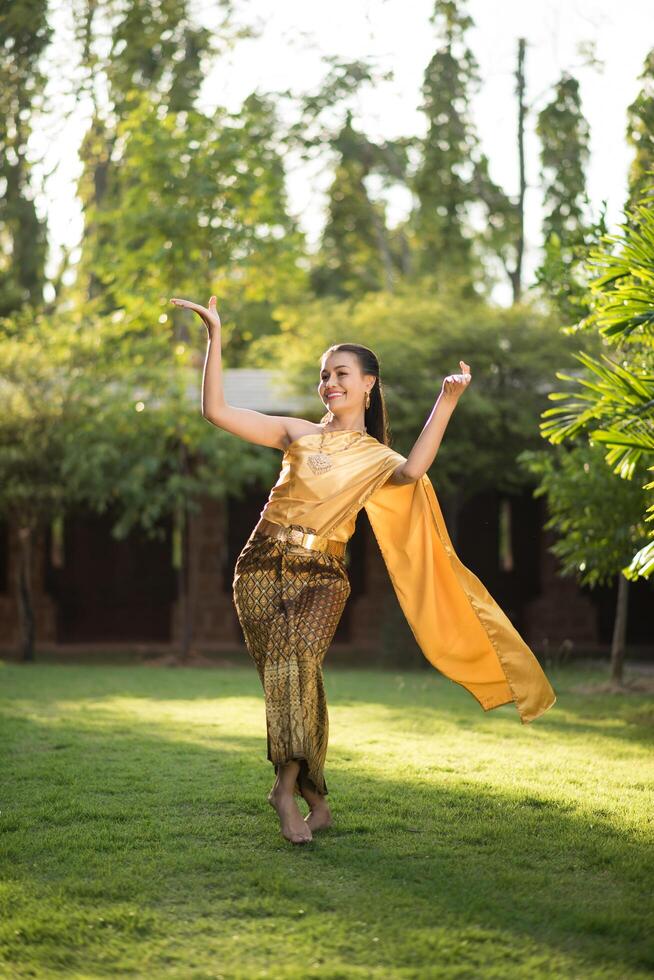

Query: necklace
[306,424,367,475]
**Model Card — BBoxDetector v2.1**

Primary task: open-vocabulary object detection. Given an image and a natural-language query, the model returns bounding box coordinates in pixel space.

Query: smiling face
[318,349,376,418]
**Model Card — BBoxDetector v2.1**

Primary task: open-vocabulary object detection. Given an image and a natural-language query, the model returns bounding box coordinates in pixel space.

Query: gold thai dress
[232,428,556,798]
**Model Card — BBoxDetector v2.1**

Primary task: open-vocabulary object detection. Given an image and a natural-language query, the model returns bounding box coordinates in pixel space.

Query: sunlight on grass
[7,694,268,738]
[1,662,652,978]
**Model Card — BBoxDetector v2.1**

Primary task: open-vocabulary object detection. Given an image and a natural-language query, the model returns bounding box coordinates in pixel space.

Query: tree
[68,0,306,356]
[471,37,527,304]
[279,59,417,295]
[72,0,218,305]
[537,74,590,243]
[626,48,654,210]
[0,0,306,656]
[248,283,581,546]
[0,0,51,315]
[72,89,309,358]
[519,442,650,685]
[410,0,482,285]
[540,189,654,580]
[0,307,278,661]
[310,113,396,298]
[0,312,71,660]
[535,72,596,324]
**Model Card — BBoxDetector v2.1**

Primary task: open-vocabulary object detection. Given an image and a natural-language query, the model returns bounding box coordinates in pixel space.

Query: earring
[365,390,371,409]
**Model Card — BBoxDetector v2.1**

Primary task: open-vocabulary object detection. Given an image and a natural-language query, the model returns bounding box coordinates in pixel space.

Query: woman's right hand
[170,295,221,337]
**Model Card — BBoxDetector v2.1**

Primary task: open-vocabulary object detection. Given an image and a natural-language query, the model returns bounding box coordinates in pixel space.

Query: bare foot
[267,788,313,844]
[304,801,333,832]
[299,784,333,832]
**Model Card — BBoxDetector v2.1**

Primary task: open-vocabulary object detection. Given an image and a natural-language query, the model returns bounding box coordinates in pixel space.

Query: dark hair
[318,343,392,446]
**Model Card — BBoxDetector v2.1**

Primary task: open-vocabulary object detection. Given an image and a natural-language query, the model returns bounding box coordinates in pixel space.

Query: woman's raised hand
[442,360,472,401]
[169,295,221,337]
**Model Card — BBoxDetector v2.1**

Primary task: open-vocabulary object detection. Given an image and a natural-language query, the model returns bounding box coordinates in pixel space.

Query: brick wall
[523,527,598,646]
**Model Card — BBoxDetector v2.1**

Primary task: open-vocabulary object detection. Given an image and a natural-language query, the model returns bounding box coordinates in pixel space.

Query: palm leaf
[623,539,654,580]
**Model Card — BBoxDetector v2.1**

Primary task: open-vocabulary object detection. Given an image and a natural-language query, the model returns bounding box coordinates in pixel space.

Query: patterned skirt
[232,525,351,797]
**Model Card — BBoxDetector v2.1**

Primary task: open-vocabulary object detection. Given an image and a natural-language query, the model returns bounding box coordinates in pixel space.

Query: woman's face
[318,350,374,414]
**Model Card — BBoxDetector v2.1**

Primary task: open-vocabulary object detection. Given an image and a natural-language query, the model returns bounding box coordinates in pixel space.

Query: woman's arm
[389,360,471,485]
[170,295,296,450]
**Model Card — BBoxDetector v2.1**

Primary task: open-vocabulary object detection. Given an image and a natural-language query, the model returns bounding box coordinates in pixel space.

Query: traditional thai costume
[232,428,556,798]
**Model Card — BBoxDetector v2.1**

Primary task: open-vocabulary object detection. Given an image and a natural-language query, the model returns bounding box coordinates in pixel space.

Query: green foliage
[72,90,308,363]
[582,196,654,342]
[310,123,397,299]
[0,309,71,527]
[248,282,580,503]
[0,307,279,539]
[70,0,296,363]
[541,349,654,476]
[518,442,650,587]
[534,215,607,326]
[103,0,215,115]
[410,0,483,284]
[540,189,654,580]
[536,74,591,242]
[282,63,419,298]
[626,48,654,209]
[6,0,654,593]
[534,72,598,323]
[0,0,50,315]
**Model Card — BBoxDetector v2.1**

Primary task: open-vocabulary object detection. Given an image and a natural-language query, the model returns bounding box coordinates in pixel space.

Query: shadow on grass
[1,680,653,977]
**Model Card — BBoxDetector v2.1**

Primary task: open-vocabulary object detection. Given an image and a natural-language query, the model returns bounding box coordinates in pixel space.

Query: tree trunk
[177,438,193,663]
[610,574,629,686]
[17,526,36,662]
[369,202,396,292]
[180,498,193,662]
[512,37,526,304]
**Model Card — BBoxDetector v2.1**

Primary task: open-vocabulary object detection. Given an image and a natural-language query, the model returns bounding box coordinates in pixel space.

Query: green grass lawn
[1,659,653,979]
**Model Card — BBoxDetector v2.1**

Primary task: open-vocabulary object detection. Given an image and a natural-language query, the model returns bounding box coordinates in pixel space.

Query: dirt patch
[141,653,242,668]
[571,676,654,696]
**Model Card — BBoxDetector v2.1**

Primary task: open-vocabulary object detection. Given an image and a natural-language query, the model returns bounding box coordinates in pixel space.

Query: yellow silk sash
[365,469,556,723]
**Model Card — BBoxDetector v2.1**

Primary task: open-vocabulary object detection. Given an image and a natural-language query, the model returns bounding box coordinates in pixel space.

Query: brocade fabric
[232,529,350,796]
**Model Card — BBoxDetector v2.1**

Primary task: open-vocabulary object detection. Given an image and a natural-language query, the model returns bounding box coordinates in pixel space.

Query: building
[1,369,652,661]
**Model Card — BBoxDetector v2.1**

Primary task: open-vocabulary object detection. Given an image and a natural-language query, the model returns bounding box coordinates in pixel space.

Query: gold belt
[254,518,346,558]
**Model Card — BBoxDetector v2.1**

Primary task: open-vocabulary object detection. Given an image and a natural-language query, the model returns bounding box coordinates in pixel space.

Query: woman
[170,294,556,846]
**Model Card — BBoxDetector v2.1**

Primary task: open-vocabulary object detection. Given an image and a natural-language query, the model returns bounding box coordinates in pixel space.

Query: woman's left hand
[442,360,472,400]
